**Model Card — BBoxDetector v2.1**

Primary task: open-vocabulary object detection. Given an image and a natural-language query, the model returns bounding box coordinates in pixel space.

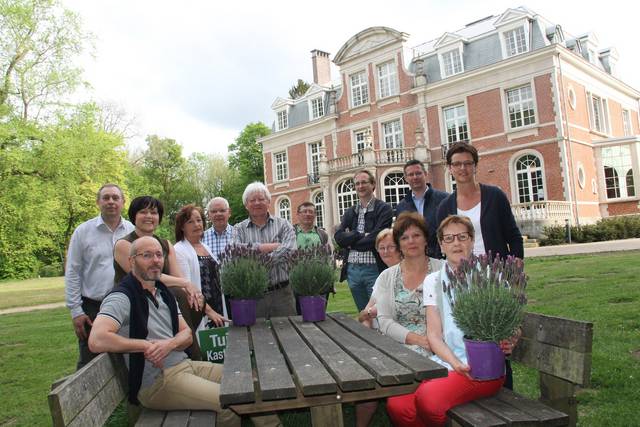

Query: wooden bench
[48,352,217,426]
[448,312,593,427]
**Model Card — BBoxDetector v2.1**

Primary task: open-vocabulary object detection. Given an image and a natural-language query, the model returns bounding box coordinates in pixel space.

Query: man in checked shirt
[334,170,392,312]
[231,182,297,318]
[202,197,234,262]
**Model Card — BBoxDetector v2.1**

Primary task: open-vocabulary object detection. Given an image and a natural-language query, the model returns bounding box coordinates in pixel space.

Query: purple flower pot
[299,295,326,322]
[463,338,505,380]
[230,299,257,326]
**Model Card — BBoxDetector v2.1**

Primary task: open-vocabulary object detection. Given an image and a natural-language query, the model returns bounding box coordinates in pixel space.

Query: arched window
[336,179,356,218]
[516,154,545,203]
[313,192,325,229]
[383,172,410,210]
[603,145,634,199]
[277,198,291,222]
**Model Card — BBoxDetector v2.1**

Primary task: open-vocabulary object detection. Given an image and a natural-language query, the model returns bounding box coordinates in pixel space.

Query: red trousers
[386,371,504,427]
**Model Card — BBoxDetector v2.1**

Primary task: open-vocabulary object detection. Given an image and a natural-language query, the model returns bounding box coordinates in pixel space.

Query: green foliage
[39,263,62,277]
[541,215,640,246]
[288,79,311,99]
[227,122,269,223]
[289,249,335,296]
[219,246,269,299]
[446,255,527,342]
[0,0,88,119]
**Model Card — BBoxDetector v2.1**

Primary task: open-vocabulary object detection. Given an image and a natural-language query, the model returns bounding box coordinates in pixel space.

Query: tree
[288,79,310,99]
[0,104,129,278]
[0,0,88,120]
[227,122,270,223]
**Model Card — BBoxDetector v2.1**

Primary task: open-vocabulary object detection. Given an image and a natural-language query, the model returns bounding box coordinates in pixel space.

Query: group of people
[336,142,523,426]
[64,141,524,426]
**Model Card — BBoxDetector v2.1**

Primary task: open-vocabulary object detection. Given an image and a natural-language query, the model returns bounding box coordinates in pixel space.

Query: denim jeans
[346,263,379,312]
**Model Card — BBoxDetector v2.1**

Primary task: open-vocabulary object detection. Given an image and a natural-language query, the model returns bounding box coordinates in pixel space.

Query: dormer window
[440,48,463,77]
[503,26,528,57]
[277,109,288,131]
[310,96,324,119]
[350,71,369,108]
[377,61,398,99]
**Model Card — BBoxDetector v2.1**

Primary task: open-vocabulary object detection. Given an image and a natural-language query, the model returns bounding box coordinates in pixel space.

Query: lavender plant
[444,253,527,342]
[288,246,335,296]
[218,245,270,299]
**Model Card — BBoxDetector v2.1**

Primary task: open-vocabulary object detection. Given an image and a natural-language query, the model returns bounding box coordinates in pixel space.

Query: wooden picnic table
[220,312,447,425]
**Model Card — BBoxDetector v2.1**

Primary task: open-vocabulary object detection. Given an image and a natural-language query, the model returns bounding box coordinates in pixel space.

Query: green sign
[198,326,228,363]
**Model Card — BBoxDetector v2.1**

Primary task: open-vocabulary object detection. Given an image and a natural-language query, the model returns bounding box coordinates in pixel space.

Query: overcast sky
[63,0,640,157]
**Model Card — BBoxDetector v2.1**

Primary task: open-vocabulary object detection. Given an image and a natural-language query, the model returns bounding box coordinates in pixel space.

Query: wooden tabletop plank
[250,321,297,401]
[329,312,448,381]
[270,317,337,396]
[290,316,375,391]
[315,316,415,386]
[219,326,255,406]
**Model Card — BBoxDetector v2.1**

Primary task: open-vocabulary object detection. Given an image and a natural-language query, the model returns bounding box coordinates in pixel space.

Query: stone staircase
[522,235,540,248]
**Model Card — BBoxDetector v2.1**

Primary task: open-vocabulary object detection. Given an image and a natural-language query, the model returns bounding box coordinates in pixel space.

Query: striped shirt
[232,215,297,285]
[347,198,377,264]
[202,223,234,261]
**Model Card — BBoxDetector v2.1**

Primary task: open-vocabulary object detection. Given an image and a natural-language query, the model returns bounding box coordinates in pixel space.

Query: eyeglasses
[377,245,397,253]
[354,180,372,187]
[441,232,471,243]
[134,251,164,260]
[450,161,475,169]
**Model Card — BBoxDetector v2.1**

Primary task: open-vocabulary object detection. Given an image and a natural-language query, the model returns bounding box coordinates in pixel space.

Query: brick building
[259,7,640,237]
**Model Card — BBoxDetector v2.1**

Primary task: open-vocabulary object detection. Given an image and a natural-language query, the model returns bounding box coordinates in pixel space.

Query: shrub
[219,246,269,299]
[289,246,335,296]
[39,263,63,277]
[445,254,527,342]
[541,215,640,246]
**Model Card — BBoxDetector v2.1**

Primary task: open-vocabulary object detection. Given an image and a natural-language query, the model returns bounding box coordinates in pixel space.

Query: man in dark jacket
[395,159,449,258]
[334,170,393,312]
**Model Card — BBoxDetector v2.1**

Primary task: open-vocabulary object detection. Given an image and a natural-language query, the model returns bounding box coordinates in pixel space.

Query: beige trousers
[138,360,281,427]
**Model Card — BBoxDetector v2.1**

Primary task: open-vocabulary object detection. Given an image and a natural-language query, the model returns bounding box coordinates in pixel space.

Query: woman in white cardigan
[376,212,443,357]
[174,204,228,359]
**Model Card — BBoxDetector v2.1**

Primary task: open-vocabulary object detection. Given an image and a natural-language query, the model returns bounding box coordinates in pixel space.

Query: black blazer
[334,198,393,281]
[395,184,449,258]
[436,184,523,259]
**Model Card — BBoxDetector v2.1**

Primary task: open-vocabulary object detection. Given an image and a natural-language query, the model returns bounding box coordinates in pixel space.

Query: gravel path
[0,302,66,315]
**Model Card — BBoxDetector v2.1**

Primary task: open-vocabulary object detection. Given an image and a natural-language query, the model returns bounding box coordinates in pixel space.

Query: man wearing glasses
[65,183,135,370]
[89,237,280,426]
[396,159,449,258]
[334,170,393,312]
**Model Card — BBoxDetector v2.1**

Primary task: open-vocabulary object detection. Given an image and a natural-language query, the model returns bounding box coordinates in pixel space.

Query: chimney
[311,49,331,86]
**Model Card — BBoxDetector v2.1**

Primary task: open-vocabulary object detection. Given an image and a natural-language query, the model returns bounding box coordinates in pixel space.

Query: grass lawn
[0,276,64,310]
[1,251,638,426]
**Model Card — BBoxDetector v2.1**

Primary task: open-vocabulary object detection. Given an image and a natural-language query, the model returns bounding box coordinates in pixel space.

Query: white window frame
[514,154,546,203]
[505,84,537,129]
[383,172,410,210]
[336,179,356,218]
[350,70,369,108]
[586,92,610,135]
[309,96,324,120]
[442,103,469,145]
[622,109,632,136]
[277,197,292,222]
[273,151,288,182]
[308,141,322,180]
[439,48,464,78]
[376,60,399,99]
[602,145,635,199]
[276,109,288,131]
[500,22,529,58]
[381,119,403,150]
[312,191,325,229]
